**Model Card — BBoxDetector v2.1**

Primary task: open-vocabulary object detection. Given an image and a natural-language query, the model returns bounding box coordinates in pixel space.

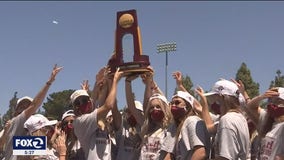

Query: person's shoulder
[222,111,244,119]
[183,115,203,127]
[185,115,201,122]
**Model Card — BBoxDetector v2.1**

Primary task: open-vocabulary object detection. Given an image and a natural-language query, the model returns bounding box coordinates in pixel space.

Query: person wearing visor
[161,91,210,160]
[71,68,123,160]
[24,114,66,160]
[61,110,85,160]
[139,92,172,160]
[247,87,284,160]
[203,79,250,160]
[2,64,62,160]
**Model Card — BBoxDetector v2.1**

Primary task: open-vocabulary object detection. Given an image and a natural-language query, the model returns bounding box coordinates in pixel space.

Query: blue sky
[0,1,284,115]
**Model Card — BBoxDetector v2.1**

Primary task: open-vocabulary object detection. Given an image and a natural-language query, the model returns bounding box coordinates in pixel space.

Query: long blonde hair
[140,98,172,141]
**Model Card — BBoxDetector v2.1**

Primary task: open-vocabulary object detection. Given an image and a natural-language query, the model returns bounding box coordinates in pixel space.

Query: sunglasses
[74,96,90,106]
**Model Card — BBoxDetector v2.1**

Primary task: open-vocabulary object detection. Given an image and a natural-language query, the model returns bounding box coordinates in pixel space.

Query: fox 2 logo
[13,136,46,150]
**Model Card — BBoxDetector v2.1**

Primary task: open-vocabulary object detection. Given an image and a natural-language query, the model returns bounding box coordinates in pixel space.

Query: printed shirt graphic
[259,122,284,160]
[260,136,275,160]
[140,128,166,160]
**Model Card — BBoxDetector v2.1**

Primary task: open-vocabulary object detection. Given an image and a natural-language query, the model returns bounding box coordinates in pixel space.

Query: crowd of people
[0,63,283,160]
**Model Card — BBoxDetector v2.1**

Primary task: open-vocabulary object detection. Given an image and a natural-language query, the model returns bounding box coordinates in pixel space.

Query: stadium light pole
[156,42,177,99]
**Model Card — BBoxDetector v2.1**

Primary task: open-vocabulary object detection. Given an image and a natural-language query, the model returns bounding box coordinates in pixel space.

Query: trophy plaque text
[108,9,151,75]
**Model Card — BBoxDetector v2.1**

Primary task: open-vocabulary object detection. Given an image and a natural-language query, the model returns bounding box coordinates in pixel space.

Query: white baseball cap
[172,91,195,107]
[125,100,144,112]
[61,110,75,121]
[24,114,58,134]
[134,100,143,112]
[278,87,284,100]
[16,96,33,108]
[70,89,89,104]
[149,93,168,105]
[204,79,239,97]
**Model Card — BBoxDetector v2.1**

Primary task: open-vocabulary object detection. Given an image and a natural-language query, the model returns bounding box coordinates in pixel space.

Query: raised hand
[55,131,67,157]
[113,67,124,83]
[96,66,109,87]
[231,79,245,95]
[81,80,90,91]
[172,71,183,85]
[47,64,63,84]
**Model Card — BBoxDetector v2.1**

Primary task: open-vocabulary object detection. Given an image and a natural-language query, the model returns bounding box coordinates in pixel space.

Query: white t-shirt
[139,128,167,160]
[259,121,284,160]
[161,116,210,160]
[73,109,111,160]
[215,112,250,160]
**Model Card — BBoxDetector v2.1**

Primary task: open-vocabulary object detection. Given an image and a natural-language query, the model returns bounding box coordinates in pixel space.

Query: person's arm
[50,122,61,149]
[191,146,206,160]
[172,71,187,92]
[125,75,144,126]
[0,120,11,152]
[247,89,279,126]
[24,64,62,119]
[275,155,284,160]
[141,66,155,112]
[97,68,123,120]
[195,87,216,134]
[90,67,110,107]
[159,151,173,160]
[111,99,122,131]
[54,131,67,160]
[231,79,261,126]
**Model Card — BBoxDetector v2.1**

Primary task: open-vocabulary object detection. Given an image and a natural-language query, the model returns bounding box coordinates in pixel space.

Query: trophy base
[108,61,151,76]
[121,68,151,76]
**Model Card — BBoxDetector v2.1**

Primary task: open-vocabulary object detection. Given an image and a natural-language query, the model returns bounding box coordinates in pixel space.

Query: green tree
[42,89,75,120]
[0,116,2,131]
[269,70,284,88]
[235,62,259,98]
[1,92,18,129]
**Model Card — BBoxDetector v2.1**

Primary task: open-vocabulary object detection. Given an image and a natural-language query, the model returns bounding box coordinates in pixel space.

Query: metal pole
[156,42,176,99]
[165,51,168,99]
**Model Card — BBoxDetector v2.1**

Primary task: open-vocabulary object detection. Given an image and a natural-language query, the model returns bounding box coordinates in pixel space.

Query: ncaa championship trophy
[108,9,151,75]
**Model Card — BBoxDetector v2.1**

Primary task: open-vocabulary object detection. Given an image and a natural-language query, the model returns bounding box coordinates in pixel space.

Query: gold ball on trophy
[119,14,134,28]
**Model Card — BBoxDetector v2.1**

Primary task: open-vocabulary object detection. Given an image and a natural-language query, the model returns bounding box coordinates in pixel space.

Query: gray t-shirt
[215,112,250,160]
[73,109,111,160]
[259,121,284,160]
[161,116,210,160]
[115,121,141,160]
[4,111,28,160]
